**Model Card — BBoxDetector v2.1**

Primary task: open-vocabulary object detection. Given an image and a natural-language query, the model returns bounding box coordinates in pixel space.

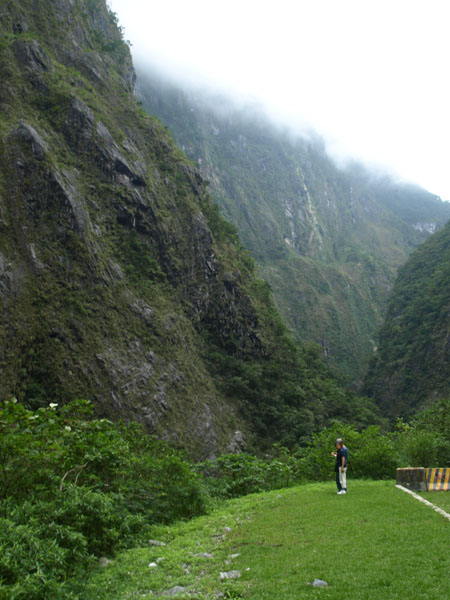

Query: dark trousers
[335,470,342,492]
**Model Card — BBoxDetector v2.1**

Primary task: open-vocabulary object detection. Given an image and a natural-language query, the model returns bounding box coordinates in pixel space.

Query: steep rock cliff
[0,0,377,456]
[137,68,450,383]
[0,0,264,457]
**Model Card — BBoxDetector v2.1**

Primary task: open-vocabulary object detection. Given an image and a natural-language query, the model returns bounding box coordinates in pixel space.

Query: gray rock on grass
[160,586,187,596]
[149,540,167,547]
[98,557,113,568]
[219,570,241,580]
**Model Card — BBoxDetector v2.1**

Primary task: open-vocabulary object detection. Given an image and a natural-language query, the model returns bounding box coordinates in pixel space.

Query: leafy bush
[394,399,450,467]
[351,429,398,479]
[196,449,301,498]
[0,518,68,600]
[297,422,400,481]
[0,399,207,599]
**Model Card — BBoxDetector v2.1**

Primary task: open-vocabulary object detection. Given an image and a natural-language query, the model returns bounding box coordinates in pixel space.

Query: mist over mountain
[136,65,450,383]
[109,0,450,203]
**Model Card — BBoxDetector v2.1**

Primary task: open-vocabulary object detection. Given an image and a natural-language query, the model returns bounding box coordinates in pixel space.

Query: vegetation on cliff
[364,220,450,416]
[137,68,450,383]
[0,0,384,457]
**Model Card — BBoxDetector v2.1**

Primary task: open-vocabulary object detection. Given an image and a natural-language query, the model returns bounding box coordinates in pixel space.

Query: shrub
[0,399,206,521]
[0,518,68,600]
[0,399,207,599]
[120,451,208,523]
[297,422,362,481]
[298,422,400,481]
[393,400,450,467]
[351,428,398,479]
[196,451,300,498]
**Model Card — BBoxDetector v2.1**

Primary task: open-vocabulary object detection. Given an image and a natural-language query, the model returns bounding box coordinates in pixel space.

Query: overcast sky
[108,0,450,200]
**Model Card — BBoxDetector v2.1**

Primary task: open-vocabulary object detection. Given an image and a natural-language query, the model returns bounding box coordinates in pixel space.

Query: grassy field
[75,481,449,599]
[418,490,450,514]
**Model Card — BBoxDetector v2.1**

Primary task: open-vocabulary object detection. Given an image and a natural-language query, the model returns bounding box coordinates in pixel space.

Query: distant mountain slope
[0,0,381,457]
[363,221,450,417]
[137,68,450,383]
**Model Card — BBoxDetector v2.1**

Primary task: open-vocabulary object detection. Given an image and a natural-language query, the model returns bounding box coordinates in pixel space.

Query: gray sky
[108,0,450,200]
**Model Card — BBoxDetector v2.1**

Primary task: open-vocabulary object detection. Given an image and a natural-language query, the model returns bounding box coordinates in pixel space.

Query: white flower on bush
[49,403,58,409]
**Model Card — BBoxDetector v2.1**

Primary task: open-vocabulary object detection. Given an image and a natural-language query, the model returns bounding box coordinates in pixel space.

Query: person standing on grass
[331,438,348,495]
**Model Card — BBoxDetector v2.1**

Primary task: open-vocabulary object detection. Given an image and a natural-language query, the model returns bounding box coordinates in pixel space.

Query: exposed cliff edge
[0,0,380,456]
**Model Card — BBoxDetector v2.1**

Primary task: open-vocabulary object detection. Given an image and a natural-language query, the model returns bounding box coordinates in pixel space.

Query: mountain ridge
[136,66,450,383]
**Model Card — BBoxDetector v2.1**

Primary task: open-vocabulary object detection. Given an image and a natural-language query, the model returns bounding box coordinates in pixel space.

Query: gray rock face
[0,0,264,458]
[12,39,52,72]
[96,343,157,405]
[98,557,113,568]
[52,169,92,236]
[130,299,154,323]
[12,18,28,33]
[12,123,48,161]
[226,430,246,453]
[413,222,436,234]
[63,97,96,153]
[8,124,92,242]
[63,97,146,186]
[0,253,16,294]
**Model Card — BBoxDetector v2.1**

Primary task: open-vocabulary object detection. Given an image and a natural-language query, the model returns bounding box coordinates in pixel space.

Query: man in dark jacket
[331,438,348,494]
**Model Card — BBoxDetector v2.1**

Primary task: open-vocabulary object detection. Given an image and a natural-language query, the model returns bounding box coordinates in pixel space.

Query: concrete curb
[395,484,450,522]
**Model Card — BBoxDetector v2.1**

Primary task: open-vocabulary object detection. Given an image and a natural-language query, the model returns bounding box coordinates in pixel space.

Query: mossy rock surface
[0,0,384,456]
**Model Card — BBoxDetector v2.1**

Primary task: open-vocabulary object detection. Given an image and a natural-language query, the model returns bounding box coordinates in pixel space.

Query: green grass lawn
[418,490,450,514]
[75,481,449,599]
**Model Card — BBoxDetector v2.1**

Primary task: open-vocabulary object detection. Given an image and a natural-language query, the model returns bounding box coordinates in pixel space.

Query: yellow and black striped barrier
[396,467,450,491]
[425,468,450,491]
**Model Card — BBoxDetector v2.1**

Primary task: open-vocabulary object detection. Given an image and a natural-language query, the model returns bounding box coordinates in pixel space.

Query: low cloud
[109,0,450,200]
